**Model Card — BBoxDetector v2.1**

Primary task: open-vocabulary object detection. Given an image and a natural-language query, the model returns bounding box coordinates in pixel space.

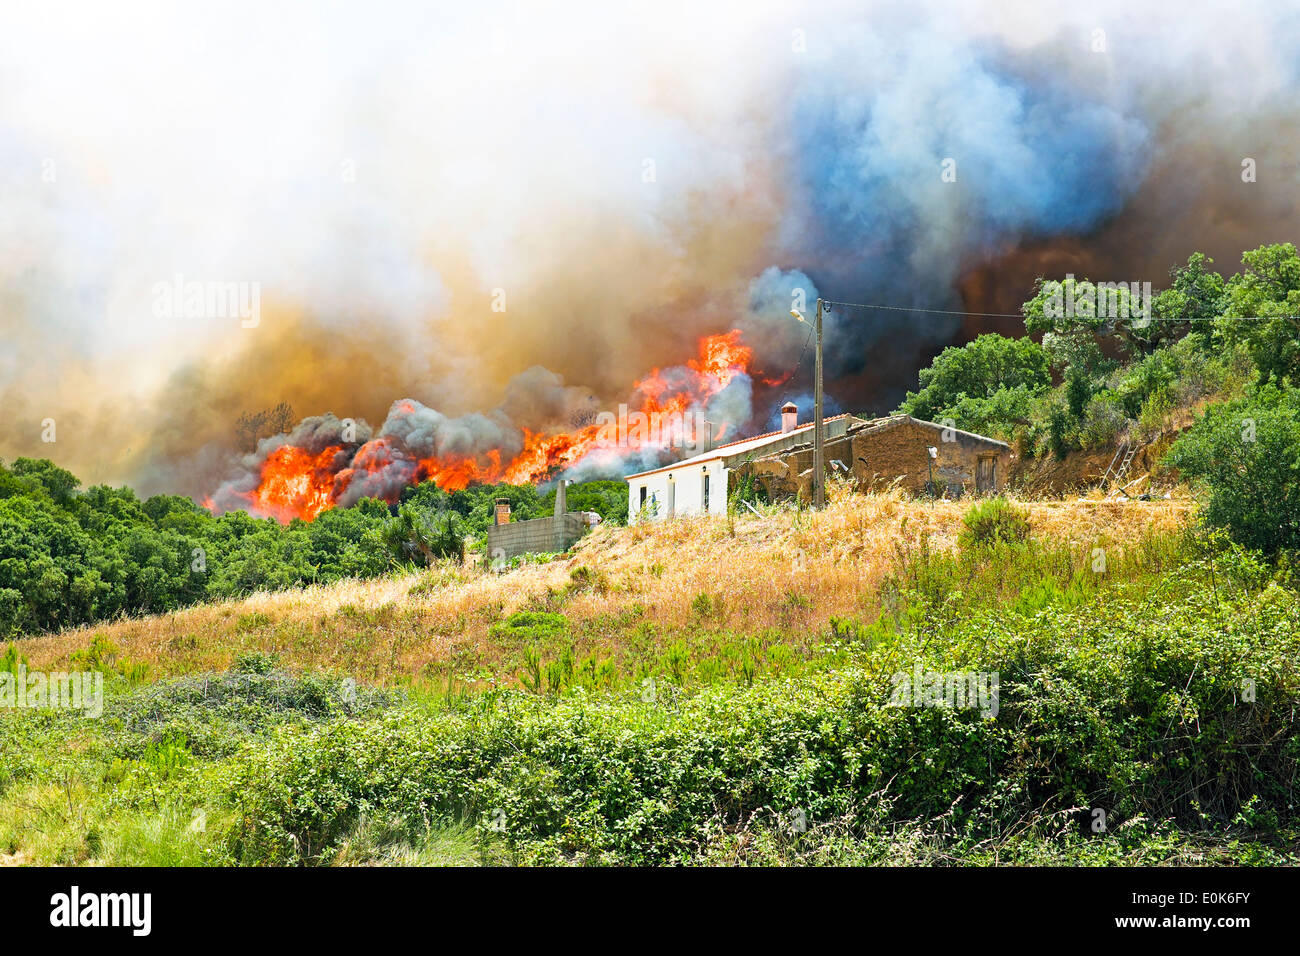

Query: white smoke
[2,0,1299,497]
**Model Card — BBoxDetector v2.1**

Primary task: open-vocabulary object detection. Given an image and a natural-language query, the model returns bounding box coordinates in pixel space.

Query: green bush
[0,641,27,674]
[1079,394,1127,449]
[489,611,569,646]
[111,668,395,759]
[897,334,1051,427]
[231,651,279,675]
[959,498,1032,549]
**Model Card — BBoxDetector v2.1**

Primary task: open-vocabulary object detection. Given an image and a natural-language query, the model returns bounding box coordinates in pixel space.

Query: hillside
[6,484,1299,867]
[1007,397,1215,496]
[18,489,1192,688]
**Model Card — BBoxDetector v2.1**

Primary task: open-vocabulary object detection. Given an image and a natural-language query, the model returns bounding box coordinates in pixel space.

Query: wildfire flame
[221,330,756,522]
[245,444,345,523]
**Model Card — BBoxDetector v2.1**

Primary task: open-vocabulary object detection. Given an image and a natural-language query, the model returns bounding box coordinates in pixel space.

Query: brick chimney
[494,498,511,525]
[781,401,799,434]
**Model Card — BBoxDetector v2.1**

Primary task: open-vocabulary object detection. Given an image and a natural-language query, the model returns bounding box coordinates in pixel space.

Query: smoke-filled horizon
[2,0,1299,511]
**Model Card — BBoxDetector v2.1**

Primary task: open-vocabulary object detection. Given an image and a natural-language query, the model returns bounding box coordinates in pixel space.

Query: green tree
[374,505,465,567]
[1218,243,1300,384]
[1022,277,1123,377]
[1164,385,1300,555]
[11,458,81,506]
[897,334,1051,432]
[1152,252,1227,324]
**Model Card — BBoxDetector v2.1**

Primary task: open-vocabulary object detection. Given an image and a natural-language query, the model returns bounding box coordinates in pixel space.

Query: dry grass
[15,488,1193,687]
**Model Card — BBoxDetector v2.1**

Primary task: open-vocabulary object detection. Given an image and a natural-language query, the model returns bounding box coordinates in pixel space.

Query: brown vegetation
[17,487,1193,687]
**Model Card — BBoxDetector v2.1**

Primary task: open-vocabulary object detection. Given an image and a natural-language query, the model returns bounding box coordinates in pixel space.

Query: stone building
[624,403,859,523]
[732,414,1012,501]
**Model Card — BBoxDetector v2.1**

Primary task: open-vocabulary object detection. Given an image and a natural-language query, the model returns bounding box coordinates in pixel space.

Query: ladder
[1100,441,1138,492]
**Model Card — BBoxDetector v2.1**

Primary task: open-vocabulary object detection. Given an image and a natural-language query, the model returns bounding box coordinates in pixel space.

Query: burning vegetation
[207,330,757,523]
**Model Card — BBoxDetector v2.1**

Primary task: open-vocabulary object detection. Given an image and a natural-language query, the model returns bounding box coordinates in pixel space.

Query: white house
[625,403,856,523]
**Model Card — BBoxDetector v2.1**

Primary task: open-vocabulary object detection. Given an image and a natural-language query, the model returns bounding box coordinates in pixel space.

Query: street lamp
[789,298,825,509]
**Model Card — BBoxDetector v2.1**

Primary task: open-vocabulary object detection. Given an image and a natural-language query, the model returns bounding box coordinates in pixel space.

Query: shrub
[959,498,1032,549]
[1136,387,1176,442]
[690,592,723,618]
[232,651,279,675]
[70,635,122,673]
[1047,405,1074,460]
[897,334,1051,423]
[566,565,609,595]
[1079,395,1128,449]
[488,611,568,646]
[110,669,395,759]
[0,642,27,674]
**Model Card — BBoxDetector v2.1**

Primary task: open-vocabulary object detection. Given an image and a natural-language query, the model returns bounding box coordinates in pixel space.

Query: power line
[818,298,1289,322]
[787,325,815,381]
[822,299,1022,318]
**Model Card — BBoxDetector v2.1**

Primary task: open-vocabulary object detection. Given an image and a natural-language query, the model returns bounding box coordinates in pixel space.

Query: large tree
[897,334,1050,434]
[1152,252,1227,324]
[1218,243,1300,384]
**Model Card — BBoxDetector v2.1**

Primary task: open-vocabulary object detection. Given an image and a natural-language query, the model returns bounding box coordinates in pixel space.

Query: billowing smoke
[2,0,1298,506]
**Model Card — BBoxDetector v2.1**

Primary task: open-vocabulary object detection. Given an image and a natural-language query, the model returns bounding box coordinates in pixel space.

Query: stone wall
[730,415,1012,501]
[849,419,1011,496]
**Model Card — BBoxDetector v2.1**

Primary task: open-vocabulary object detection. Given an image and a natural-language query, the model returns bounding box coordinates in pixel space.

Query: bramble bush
[215,541,1299,865]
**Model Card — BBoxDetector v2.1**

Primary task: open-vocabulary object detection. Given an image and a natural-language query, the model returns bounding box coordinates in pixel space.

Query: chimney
[553,479,568,518]
[781,401,799,434]
[494,498,511,525]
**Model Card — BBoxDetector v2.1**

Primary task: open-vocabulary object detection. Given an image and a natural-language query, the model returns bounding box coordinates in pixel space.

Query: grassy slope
[6,489,1297,866]
[17,489,1191,689]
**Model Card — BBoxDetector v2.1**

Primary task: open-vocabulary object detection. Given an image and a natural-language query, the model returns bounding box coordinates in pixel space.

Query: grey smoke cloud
[0,0,1297,501]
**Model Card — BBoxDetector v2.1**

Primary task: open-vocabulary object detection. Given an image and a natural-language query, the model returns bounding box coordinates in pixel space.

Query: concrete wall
[486,513,589,561]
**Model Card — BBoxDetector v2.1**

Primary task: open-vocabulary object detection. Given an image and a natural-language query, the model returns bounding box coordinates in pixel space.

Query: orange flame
[688,328,752,390]
[235,330,755,521]
[246,444,344,523]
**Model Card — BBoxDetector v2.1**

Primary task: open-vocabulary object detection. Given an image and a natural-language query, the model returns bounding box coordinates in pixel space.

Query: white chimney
[781,401,799,434]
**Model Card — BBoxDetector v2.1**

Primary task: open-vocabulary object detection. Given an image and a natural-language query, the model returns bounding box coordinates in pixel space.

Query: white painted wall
[627,460,727,523]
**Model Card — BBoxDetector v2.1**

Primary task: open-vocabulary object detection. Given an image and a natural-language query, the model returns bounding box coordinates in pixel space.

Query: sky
[2,0,1298,498]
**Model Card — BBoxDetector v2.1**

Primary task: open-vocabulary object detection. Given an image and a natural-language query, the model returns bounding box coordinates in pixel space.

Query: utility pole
[813,298,825,509]
[789,297,828,510]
